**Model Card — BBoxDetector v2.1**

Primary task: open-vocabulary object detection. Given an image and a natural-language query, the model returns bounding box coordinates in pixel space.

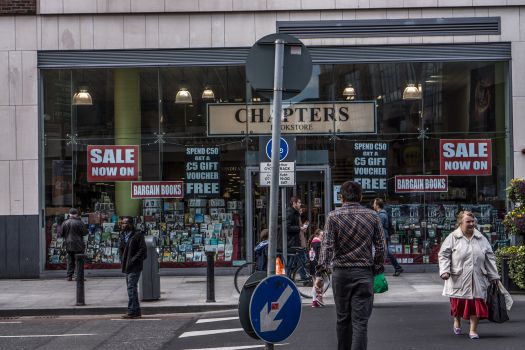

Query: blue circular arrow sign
[266,137,289,161]
[249,275,302,343]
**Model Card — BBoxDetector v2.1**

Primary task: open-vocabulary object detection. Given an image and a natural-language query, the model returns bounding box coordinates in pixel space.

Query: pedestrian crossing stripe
[196,317,239,324]
[183,344,288,350]
[179,328,244,338]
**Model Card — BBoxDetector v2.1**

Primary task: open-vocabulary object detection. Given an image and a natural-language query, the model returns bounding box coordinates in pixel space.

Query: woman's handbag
[373,273,389,293]
[486,282,510,323]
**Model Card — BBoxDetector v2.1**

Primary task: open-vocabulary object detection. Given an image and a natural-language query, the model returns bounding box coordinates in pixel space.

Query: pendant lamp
[72,86,93,105]
[175,87,192,104]
[342,84,356,100]
[201,87,215,100]
[403,83,422,100]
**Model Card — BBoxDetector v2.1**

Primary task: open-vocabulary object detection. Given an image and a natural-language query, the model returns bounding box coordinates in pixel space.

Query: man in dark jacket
[119,217,147,319]
[61,208,87,281]
[286,197,308,279]
[373,198,403,276]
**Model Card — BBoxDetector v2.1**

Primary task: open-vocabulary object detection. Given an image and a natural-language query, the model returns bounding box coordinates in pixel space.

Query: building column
[114,69,141,216]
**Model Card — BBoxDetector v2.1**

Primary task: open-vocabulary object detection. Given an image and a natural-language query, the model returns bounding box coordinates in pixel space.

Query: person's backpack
[254,240,268,271]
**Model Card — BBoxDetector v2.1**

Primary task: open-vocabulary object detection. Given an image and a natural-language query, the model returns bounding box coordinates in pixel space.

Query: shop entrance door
[244,165,331,264]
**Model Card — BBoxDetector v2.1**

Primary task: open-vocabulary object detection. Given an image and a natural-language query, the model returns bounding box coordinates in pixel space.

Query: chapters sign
[440,139,492,176]
[87,145,139,182]
[185,147,220,197]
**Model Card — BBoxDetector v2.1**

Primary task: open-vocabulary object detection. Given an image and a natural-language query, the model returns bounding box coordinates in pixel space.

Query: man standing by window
[315,181,385,350]
[61,208,87,281]
[119,217,147,319]
[287,196,308,280]
[373,198,403,276]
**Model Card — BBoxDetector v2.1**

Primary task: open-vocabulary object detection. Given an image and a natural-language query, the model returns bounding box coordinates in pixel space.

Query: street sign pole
[281,187,287,268]
[266,39,284,350]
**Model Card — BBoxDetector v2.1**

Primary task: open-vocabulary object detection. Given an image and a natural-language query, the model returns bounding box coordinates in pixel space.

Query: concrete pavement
[0,271,523,317]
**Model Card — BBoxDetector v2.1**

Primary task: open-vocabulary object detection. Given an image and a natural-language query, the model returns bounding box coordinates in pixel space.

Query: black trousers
[66,251,80,278]
[332,267,374,350]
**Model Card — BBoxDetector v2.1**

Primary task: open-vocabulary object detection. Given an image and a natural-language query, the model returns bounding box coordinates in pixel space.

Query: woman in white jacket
[438,211,499,339]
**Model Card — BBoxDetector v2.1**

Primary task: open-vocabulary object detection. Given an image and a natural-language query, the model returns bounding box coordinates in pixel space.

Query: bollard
[75,253,86,306]
[205,251,216,302]
[501,257,510,290]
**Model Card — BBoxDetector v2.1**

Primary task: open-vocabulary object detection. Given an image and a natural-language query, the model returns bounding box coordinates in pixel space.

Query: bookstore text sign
[395,175,448,193]
[353,142,388,191]
[87,145,139,182]
[440,139,491,176]
[185,147,220,196]
[131,182,184,199]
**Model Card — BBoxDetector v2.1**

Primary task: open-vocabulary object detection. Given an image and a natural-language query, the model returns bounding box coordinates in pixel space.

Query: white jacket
[438,227,499,299]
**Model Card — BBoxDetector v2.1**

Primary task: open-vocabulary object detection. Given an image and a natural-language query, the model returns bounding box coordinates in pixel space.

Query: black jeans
[126,271,141,316]
[332,267,374,350]
[66,251,80,278]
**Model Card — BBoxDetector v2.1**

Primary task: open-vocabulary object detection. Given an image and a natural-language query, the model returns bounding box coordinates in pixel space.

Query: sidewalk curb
[0,304,239,318]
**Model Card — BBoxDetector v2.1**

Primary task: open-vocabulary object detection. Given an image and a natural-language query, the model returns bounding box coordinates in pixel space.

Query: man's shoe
[66,276,73,281]
[121,314,141,319]
[393,268,404,277]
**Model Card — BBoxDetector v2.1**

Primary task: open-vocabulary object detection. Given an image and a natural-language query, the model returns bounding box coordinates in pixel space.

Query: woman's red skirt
[450,298,489,320]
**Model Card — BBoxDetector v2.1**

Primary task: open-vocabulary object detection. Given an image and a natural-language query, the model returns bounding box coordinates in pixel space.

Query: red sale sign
[440,139,491,176]
[87,145,139,182]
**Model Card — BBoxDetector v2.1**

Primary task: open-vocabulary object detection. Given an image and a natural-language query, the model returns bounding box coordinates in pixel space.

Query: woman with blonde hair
[438,211,499,339]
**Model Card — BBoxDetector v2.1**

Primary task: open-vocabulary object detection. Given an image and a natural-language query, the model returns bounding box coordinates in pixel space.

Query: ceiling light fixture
[201,87,215,100]
[402,83,422,100]
[175,88,192,104]
[342,84,356,100]
[72,86,93,105]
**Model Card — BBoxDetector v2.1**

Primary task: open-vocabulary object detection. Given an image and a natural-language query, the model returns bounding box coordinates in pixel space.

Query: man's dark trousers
[332,267,374,350]
[66,251,81,278]
[126,271,141,316]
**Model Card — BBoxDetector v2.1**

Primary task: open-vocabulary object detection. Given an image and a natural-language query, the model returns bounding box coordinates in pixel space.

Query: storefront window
[42,59,510,269]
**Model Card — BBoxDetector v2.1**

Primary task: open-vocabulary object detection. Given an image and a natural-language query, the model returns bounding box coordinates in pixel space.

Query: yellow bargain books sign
[207,101,376,136]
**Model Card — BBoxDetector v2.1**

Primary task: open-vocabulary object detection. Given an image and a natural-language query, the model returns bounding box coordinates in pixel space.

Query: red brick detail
[0,0,36,15]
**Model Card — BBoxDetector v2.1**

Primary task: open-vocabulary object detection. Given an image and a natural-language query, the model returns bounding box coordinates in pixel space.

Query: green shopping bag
[373,273,388,293]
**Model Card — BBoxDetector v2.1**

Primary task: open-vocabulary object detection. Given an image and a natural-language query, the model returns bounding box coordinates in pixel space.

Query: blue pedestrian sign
[249,275,302,343]
[266,137,289,161]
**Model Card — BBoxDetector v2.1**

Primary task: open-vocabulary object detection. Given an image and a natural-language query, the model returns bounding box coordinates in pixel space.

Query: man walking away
[373,198,403,276]
[119,217,147,319]
[315,181,385,350]
[61,208,87,281]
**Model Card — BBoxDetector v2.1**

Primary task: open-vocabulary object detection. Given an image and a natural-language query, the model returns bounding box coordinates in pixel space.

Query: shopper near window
[315,181,385,350]
[119,217,147,319]
[287,196,308,280]
[254,228,269,271]
[372,198,403,276]
[61,208,87,281]
[438,211,500,339]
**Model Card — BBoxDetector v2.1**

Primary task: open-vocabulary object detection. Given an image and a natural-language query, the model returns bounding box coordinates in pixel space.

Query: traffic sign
[266,137,289,161]
[249,275,302,343]
[259,162,295,173]
[259,162,295,187]
[246,33,312,100]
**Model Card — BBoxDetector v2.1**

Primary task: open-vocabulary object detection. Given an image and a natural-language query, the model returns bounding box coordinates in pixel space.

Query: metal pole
[205,251,216,302]
[75,254,86,306]
[281,188,287,268]
[266,38,285,350]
